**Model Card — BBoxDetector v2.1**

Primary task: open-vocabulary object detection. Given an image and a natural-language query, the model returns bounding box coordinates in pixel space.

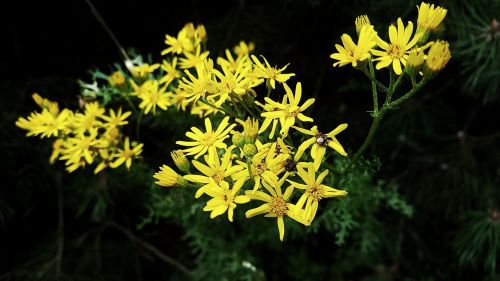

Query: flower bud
[154,165,188,188]
[405,48,425,76]
[243,143,257,158]
[170,150,190,173]
[232,132,245,147]
[243,118,259,143]
[355,15,371,36]
[424,40,451,77]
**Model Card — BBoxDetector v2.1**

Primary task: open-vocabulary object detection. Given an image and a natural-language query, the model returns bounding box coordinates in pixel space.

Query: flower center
[387,44,404,59]
[201,133,216,146]
[269,197,288,217]
[307,184,324,201]
[251,161,267,176]
[315,133,330,147]
[211,171,224,184]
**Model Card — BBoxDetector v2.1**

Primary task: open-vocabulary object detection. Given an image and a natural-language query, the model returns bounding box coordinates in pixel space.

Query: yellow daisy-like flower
[179,60,217,104]
[294,124,348,170]
[161,28,194,55]
[60,130,100,167]
[110,137,143,170]
[371,18,422,75]
[232,142,287,191]
[135,80,172,115]
[216,49,250,74]
[416,2,447,35]
[245,174,310,241]
[176,116,235,163]
[260,82,315,138]
[101,108,131,128]
[233,41,255,57]
[184,147,243,198]
[213,62,252,98]
[159,57,181,86]
[330,24,377,68]
[287,163,347,222]
[203,179,250,222]
[16,108,70,138]
[131,63,160,78]
[250,55,295,89]
[179,45,210,69]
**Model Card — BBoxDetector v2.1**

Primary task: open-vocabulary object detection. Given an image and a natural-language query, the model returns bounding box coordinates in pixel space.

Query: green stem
[350,107,387,166]
[361,67,389,93]
[368,60,379,115]
[199,99,239,119]
[389,78,427,109]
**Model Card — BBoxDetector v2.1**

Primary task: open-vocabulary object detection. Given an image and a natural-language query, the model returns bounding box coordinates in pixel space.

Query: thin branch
[106,222,192,277]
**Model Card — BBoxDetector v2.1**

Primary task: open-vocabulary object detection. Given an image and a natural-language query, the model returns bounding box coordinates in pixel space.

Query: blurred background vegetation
[2,0,500,280]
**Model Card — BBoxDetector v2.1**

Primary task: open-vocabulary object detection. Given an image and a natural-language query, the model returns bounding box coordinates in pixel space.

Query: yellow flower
[294,124,348,170]
[154,165,186,188]
[109,70,126,86]
[424,40,451,75]
[203,179,250,222]
[232,142,287,191]
[260,82,315,138]
[179,45,210,69]
[217,49,251,73]
[250,55,295,89]
[184,148,243,198]
[161,28,194,55]
[110,137,143,169]
[135,80,172,115]
[50,139,65,164]
[60,130,100,166]
[160,57,182,86]
[179,60,217,104]
[416,2,447,35]
[176,116,235,163]
[213,62,252,98]
[233,41,255,57]
[371,18,422,75]
[245,174,310,241]
[101,108,131,128]
[32,93,60,115]
[330,24,377,68]
[287,163,347,222]
[16,109,70,138]
[131,63,160,78]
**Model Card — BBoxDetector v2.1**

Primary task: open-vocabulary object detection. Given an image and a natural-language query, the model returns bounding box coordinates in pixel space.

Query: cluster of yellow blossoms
[16,2,451,241]
[331,2,450,76]
[16,94,142,173]
[150,24,350,241]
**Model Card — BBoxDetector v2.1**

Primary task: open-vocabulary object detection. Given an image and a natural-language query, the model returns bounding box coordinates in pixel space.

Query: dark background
[2,0,500,280]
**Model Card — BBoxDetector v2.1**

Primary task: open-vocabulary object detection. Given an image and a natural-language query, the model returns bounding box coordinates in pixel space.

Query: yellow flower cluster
[153,24,349,241]
[16,93,142,173]
[330,2,450,76]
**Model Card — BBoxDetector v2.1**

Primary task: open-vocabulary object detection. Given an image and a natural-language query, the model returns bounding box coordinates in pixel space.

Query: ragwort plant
[16,2,450,245]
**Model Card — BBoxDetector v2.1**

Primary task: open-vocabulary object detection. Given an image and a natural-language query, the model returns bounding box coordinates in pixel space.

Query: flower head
[154,165,187,188]
[245,174,310,241]
[372,18,422,75]
[416,2,447,35]
[331,24,377,68]
[294,124,348,170]
[424,40,451,76]
[176,116,235,163]
[203,179,250,222]
[250,55,295,89]
[287,163,347,222]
